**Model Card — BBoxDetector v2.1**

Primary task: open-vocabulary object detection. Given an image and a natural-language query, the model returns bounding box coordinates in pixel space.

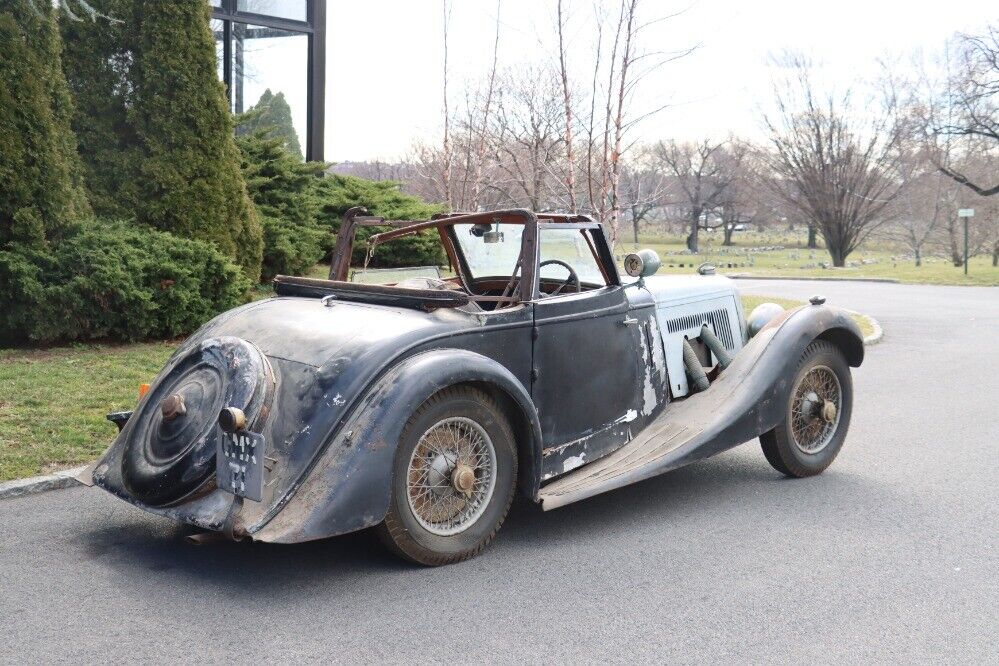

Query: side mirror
[623,249,661,278]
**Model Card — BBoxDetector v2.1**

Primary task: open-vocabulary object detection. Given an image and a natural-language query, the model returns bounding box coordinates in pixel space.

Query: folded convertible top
[272,275,471,311]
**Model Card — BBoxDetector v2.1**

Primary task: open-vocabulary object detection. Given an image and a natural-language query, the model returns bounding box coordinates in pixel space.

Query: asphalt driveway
[1,280,997,663]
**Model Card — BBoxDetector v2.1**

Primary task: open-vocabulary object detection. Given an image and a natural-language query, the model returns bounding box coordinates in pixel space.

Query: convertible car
[80,208,864,565]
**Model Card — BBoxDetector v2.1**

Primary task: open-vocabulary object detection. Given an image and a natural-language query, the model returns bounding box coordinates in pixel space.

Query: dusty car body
[82,208,863,564]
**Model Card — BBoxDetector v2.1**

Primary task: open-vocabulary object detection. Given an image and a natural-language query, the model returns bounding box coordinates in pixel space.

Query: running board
[537,304,862,510]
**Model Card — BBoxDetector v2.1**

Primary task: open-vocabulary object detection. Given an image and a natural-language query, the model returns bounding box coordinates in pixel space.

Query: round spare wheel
[121,337,274,507]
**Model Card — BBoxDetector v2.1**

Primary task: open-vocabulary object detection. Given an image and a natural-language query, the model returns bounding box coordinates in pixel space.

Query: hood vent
[665,308,735,350]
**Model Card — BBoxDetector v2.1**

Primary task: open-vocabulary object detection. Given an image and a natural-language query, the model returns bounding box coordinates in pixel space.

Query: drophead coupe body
[81,208,864,565]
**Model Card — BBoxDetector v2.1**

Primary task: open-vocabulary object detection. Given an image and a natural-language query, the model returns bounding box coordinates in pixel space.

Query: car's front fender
[539,303,864,509]
[252,349,542,543]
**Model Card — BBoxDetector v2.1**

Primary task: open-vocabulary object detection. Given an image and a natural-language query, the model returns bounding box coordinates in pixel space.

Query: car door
[532,285,644,479]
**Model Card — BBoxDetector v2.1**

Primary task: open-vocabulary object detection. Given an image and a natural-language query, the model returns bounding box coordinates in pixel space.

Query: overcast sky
[324,0,995,163]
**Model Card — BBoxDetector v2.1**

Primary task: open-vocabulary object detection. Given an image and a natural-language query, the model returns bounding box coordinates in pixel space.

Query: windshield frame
[329,208,620,303]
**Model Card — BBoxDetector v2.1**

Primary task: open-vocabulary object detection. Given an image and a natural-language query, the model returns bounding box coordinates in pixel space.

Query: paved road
[2,281,997,664]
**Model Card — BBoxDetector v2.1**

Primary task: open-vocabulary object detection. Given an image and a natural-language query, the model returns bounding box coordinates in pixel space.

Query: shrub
[0,221,248,345]
[131,0,262,281]
[239,90,304,161]
[237,129,327,280]
[313,175,446,268]
[62,0,263,281]
[0,4,90,247]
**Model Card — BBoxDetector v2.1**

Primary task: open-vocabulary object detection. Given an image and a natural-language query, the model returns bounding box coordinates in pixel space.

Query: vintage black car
[80,208,864,565]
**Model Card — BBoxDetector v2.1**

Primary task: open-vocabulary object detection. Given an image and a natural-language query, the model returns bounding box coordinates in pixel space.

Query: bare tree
[762,56,908,266]
[932,27,999,196]
[484,68,565,210]
[578,0,695,248]
[556,0,577,212]
[618,153,667,246]
[468,0,502,209]
[440,0,454,209]
[891,158,959,266]
[652,139,740,253]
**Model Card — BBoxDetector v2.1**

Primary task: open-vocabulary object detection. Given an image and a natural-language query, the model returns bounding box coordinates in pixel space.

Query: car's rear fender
[252,349,542,543]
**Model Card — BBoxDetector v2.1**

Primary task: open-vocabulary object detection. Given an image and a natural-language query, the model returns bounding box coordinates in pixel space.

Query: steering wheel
[539,259,581,296]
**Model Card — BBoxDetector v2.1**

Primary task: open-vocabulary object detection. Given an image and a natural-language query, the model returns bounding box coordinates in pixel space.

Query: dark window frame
[211,0,325,161]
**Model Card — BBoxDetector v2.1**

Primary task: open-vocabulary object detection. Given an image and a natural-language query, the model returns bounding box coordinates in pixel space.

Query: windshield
[453,223,607,286]
[453,223,525,278]
[538,229,606,284]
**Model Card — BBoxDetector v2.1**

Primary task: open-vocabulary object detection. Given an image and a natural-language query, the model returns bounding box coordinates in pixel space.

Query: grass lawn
[740,295,875,339]
[0,341,177,482]
[0,294,871,482]
[621,232,999,287]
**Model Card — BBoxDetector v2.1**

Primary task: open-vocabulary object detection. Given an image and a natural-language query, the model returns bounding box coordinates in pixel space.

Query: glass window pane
[232,23,308,159]
[539,229,606,285]
[208,0,222,8]
[453,224,524,279]
[237,0,307,22]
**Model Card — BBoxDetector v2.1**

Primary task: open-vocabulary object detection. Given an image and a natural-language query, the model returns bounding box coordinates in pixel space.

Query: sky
[324,0,995,163]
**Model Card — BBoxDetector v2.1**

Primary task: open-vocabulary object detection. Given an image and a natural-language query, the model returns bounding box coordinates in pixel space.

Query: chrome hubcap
[406,417,496,536]
[790,365,842,454]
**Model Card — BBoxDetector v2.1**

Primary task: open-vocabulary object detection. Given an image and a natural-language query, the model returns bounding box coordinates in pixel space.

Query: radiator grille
[665,308,735,350]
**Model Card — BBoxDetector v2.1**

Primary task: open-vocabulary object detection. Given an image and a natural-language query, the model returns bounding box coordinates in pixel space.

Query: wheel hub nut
[160,394,186,421]
[452,464,475,496]
[821,400,837,423]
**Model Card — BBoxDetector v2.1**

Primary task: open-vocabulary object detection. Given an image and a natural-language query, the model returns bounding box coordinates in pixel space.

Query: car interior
[350,220,611,311]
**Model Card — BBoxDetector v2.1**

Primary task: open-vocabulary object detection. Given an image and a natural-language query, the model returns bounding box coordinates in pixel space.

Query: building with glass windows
[210,0,326,161]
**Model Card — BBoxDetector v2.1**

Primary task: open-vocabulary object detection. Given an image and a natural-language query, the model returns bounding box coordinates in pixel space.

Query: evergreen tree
[313,175,446,267]
[60,0,138,219]
[130,0,262,281]
[0,1,90,247]
[240,89,304,160]
[237,129,326,280]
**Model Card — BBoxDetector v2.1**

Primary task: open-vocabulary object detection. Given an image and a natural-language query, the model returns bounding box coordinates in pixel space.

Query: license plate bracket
[216,429,265,502]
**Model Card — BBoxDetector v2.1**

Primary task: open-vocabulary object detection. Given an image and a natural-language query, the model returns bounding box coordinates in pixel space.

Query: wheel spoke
[405,416,498,536]
[789,365,842,454]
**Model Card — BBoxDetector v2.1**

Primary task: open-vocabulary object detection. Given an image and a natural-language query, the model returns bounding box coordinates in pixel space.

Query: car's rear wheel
[378,386,517,566]
[760,340,853,477]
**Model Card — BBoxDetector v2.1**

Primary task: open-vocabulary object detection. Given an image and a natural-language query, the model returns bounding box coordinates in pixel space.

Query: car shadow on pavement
[75,446,892,592]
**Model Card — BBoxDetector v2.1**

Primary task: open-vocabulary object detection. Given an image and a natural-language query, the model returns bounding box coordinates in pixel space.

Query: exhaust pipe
[700,324,733,369]
[682,338,710,393]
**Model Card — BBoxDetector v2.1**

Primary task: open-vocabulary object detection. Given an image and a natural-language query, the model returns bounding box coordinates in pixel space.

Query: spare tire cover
[122,337,274,506]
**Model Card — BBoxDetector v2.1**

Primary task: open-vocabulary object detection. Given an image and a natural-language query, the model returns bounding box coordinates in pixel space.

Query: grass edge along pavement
[628,234,999,287]
[0,295,876,490]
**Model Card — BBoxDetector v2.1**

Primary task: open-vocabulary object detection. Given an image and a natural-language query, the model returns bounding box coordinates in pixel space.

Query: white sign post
[958,209,974,275]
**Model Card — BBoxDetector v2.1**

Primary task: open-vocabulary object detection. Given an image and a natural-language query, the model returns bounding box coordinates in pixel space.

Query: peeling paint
[562,454,586,473]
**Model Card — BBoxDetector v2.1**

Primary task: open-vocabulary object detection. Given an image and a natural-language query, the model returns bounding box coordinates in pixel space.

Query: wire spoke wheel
[406,416,497,536]
[789,364,842,454]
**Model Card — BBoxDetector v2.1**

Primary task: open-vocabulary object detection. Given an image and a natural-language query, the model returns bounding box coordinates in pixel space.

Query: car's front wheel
[377,386,517,565]
[760,340,853,477]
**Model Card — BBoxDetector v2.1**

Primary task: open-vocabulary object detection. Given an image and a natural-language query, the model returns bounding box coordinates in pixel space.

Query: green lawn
[0,293,874,483]
[621,233,999,287]
[740,295,875,339]
[0,341,177,481]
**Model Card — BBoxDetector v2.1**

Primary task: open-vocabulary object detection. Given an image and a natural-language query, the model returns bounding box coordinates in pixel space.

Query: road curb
[851,311,884,346]
[0,466,86,501]
[729,275,899,284]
